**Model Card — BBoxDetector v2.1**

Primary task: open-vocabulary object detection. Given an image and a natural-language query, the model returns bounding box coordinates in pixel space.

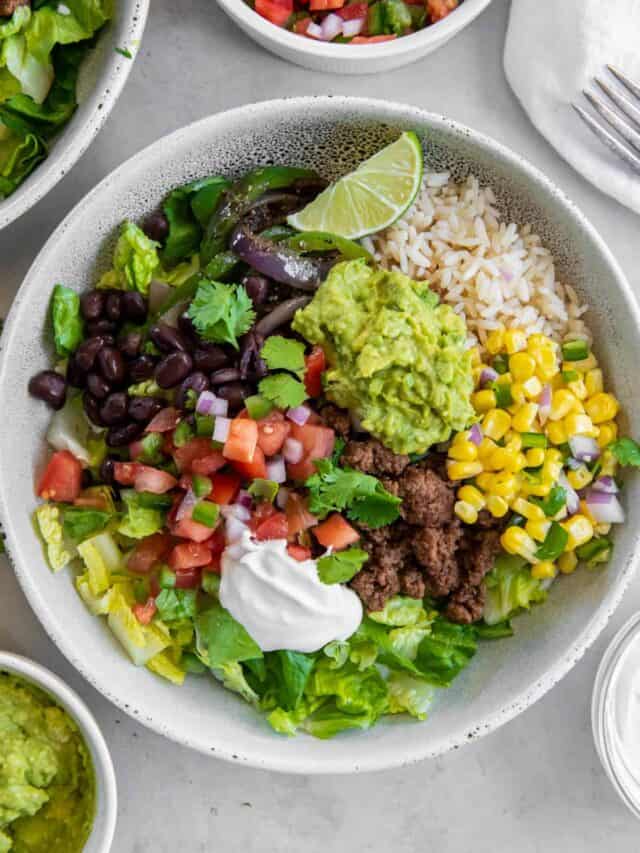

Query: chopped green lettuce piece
[412,617,477,687]
[161,176,229,263]
[76,530,121,595]
[46,394,106,466]
[484,553,548,626]
[195,604,262,669]
[212,662,260,706]
[146,651,185,685]
[62,506,111,543]
[118,489,165,539]
[50,283,83,356]
[387,672,435,720]
[154,588,198,623]
[98,221,160,294]
[369,595,428,627]
[34,502,75,571]
[107,589,170,666]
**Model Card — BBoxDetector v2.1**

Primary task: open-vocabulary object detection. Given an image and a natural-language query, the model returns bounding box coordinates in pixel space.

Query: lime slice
[287,132,423,240]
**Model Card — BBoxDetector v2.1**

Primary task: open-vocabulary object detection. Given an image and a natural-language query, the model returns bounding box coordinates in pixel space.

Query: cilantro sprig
[259,374,307,409]
[261,336,306,378]
[609,437,640,467]
[187,279,255,349]
[317,547,369,585]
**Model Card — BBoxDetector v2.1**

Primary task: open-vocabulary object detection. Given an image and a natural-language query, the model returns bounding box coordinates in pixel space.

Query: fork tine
[607,65,640,102]
[583,90,640,154]
[572,103,640,175]
[595,77,640,132]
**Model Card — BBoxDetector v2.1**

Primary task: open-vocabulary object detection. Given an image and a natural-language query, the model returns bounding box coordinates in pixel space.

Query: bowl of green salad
[0,651,117,852]
[1,97,639,774]
[0,0,149,229]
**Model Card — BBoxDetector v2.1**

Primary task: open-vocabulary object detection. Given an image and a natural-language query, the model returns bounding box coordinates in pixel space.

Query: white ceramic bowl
[0,652,117,851]
[216,0,493,74]
[0,0,149,230]
[0,97,639,775]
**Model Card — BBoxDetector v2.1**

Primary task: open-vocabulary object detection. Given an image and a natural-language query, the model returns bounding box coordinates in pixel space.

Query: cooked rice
[362,173,591,349]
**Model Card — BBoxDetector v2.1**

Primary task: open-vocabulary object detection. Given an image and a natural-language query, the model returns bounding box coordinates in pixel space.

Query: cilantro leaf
[261,336,306,378]
[609,437,640,467]
[259,373,307,409]
[348,493,404,528]
[187,280,255,349]
[317,547,368,584]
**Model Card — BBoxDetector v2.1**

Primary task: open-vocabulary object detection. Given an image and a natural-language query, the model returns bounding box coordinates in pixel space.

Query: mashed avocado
[0,673,95,853]
[292,259,475,454]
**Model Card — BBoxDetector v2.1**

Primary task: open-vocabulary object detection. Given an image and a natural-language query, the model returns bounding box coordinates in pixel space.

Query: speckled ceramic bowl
[0,0,149,230]
[0,97,638,774]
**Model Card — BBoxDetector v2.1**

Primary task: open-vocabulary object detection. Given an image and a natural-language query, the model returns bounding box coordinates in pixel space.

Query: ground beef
[412,523,463,597]
[399,566,427,599]
[465,529,502,587]
[351,564,402,614]
[319,403,351,438]
[445,583,485,624]
[341,438,410,477]
[427,0,458,23]
[397,465,456,526]
[0,0,28,14]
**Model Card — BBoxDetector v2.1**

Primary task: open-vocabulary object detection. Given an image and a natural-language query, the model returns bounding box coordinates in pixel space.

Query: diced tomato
[169,516,216,543]
[255,512,289,541]
[113,461,142,486]
[285,492,318,536]
[287,544,312,562]
[313,514,360,550]
[209,472,241,505]
[286,455,318,482]
[206,528,226,556]
[303,346,327,400]
[134,466,177,495]
[173,438,218,473]
[290,422,335,461]
[203,553,222,574]
[309,0,344,9]
[127,533,173,574]
[257,412,290,456]
[249,501,277,531]
[191,453,226,476]
[223,418,259,464]
[175,567,202,589]
[132,597,157,625]
[168,541,213,570]
[293,16,312,33]
[231,446,267,481]
[336,2,367,18]
[37,451,83,502]
[255,0,292,25]
[350,34,397,42]
[146,406,180,433]
[129,439,145,460]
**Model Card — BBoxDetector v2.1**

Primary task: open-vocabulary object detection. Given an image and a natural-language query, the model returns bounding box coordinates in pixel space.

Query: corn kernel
[558,551,578,574]
[595,522,612,536]
[472,389,497,413]
[486,494,509,518]
[520,480,552,497]
[597,421,618,448]
[476,472,494,491]
[504,432,523,452]
[469,347,482,366]
[448,441,478,462]
[454,501,478,525]
[512,497,546,521]
[501,526,537,561]
[458,485,486,511]
[565,353,597,373]
[567,465,593,490]
[447,461,484,481]
[509,352,536,382]
[546,420,567,445]
[472,366,486,386]
[488,472,518,498]
[563,412,597,437]
[544,448,563,466]
[567,378,588,401]
[543,459,563,481]
[549,389,577,421]
[525,447,546,468]
[522,376,543,400]
[531,560,557,580]
[504,328,527,355]
[585,392,620,424]
[533,347,559,381]
[526,519,552,542]
[495,372,512,385]
[600,450,618,477]
[585,368,604,397]
[478,437,498,461]
[527,333,554,351]
[512,402,539,432]
[482,409,512,441]
[550,373,565,391]
[486,327,505,355]
[562,514,594,550]
[509,382,527,407]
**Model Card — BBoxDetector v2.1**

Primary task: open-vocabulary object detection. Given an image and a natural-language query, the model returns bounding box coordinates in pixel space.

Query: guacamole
[0,673,95,853]
[292,259,475,454]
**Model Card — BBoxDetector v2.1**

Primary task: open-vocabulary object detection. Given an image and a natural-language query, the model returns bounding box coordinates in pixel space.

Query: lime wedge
[287,131,423,240]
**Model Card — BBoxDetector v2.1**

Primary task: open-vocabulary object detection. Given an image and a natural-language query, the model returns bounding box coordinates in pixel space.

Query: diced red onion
[176,488,197,521]
[286,405,311,426]
[558,471,580,515]
[225,516,248,543]
[585,491,625,524]
[341,17,364,36]
[538,384,551,424]
[306,21,324,39]
[275,486,289,510]
[213,416,231,444]
[569,435,600,463]
[592,475,618,494]
[469,423,483,446]
[566,456,582,471]
[237,490,253,509]
[283,437,304,464]
[479,368,498,388]
[196,391,217,416]
[211,396,229,417]
[321,12,343,40]
[221,503,251,522]
[266,455,287,484]
[149,280,171,313]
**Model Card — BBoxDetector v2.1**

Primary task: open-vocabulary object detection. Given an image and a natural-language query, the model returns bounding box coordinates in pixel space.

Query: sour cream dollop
[219,533,362,653]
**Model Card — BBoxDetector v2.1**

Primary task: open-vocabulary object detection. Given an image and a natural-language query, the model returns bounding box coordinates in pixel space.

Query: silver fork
[573,66,640,175]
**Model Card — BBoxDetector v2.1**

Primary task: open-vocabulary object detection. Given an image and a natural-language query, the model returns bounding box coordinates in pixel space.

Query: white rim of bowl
[216,0,493,60]
[0,651,117,850]
[0,0,150,230]
[1,97,640,774]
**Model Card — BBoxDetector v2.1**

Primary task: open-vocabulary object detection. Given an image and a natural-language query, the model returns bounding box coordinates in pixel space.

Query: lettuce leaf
[46,394,106,467]
[118,489,165,539]
[412,617,477,687]
[387,672,435,720]
[50,283,83,356]
[154,588,197,623]
[161,175,229,264]
[0,125,45,198]
[62,505,111,543]
[195,604,262,669]
[484,553,548,626]
[98,221,161,294]
[34,502,76,571]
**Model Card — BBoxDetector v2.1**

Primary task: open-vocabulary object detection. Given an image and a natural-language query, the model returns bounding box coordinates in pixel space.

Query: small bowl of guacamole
[0,652,117,853]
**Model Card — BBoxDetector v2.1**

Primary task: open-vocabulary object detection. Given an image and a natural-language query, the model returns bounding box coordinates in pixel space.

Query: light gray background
[1,0,640,849]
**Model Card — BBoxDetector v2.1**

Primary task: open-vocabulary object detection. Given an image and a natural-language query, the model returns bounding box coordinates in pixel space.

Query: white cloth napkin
[504,0,640,214]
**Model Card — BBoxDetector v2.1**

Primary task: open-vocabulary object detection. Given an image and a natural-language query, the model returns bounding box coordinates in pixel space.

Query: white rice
[362,173,591,350]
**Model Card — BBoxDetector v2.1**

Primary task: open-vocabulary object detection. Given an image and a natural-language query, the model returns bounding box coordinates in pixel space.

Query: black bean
[177,313,200,347]
[217,382,252,413]
[121,291,148,323]
[66,355,87,389]
[80,290,105,321]
[142,211,169,243]
[28,370,67,410]
[118,331,142,359]
[128,355,156,383]
[86,319,117,337]
[75,336,107,372]
[105,292,123,323]
[99,391,129,426]
[193,345,229,373]
[106,422,145,447]
[150,323,189,353]
[87,372,111,400]
[99,457,116,485]
[83,391,103,426]
[155,351,193,389]
[128,396,163,423]
[176,371,209,409]
[97,347,125,384]
[243,274,269,306]
[210,367,242,385]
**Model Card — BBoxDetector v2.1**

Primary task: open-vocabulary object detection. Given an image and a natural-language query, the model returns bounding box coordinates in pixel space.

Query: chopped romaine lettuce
[107,589,170,666]
[387,672,435,720]
[146,651,185,685]
[34,503,75,571]
[484,553,548,626]
[118,489,165,539]
[46,394,106,466]
[62,506,111,543]
[76,530,122,595]
[50,284,83,357]
[98,221,160,294]
[195,604,262,669]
